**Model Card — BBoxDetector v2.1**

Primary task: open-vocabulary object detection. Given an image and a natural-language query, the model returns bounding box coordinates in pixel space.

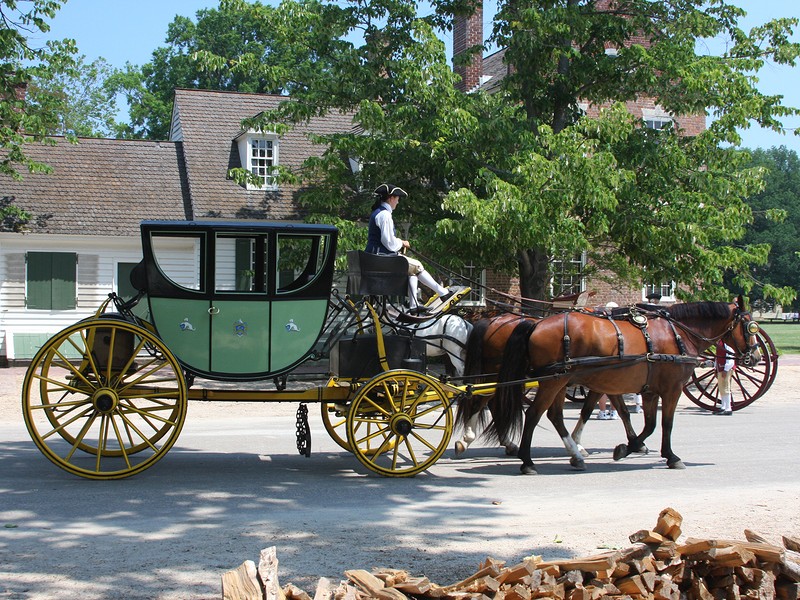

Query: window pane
[276,234,328,294]
[151,234,202,291]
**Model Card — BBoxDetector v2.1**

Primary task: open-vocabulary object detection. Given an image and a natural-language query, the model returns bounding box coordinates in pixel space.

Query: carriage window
[151,233,202,291]
[276,234,328,294]
[215,235,267,292]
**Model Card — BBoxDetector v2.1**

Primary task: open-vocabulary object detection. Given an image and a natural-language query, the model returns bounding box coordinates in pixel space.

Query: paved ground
[1,360,799,599]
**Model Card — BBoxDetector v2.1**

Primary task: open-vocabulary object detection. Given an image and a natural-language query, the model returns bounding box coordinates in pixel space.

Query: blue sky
[36,0,800,152]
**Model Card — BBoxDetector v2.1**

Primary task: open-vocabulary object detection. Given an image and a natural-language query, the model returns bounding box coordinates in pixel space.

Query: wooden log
[690,577,714,600]
[504,583,532,600]
[784,537,800,554]
[314,577,335,600]
[630,530,667,546]
[377,588,409,600]
[222,560,262,600]
[497,559,540,585]
[333,583,360,600]
[345,569,386,596]
[614,574,649,596]
[445,565,504,591]
[745,530,773,545]
[704,545,757,568]
[392,577,432,595]
[373,569,409,588]
[285,584,313,600]
[680,539,785,563]
[537,552,619,573]
[652,508,683,543]
[259,547,286,600]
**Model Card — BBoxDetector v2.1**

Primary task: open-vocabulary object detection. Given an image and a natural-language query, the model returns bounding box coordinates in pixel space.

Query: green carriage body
[135,220,338,380]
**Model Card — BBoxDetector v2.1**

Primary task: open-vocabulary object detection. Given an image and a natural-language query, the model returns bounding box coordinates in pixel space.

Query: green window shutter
[26,252,51,309]
[51,252,77,309]
[26,252,76,310]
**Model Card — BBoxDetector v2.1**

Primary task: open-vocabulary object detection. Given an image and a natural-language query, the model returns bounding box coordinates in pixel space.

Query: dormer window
[236,131,279,190]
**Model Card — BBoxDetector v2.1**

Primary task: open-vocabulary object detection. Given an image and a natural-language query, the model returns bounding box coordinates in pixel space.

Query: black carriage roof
[140,219,338,235]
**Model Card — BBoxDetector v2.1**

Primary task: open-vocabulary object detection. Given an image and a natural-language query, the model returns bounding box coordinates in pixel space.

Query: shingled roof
[172,88,354,221]
[1,137,190,237]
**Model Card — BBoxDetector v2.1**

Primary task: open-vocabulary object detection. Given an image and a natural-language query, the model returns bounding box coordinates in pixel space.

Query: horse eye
[746,321,759,334]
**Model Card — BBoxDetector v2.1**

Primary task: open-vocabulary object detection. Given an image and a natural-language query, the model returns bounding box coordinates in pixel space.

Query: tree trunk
[518,248,551,315]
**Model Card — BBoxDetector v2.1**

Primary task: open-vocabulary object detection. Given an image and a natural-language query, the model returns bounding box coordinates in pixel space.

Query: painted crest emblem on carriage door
[285,319,300,332]
[179,318,195,331]
[234,319,247,337]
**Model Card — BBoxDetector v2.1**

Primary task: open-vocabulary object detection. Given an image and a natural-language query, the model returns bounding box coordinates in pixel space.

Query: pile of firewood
[222,508,800,600]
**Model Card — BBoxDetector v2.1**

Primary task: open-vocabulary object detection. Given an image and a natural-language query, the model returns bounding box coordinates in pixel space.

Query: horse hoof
[632,444,649,455]
[569,456,586,471]
[613,444,628,461]
[505,444,518,456]
[668,459,686,470]
[454,441,466,456]
[520,464,538,475]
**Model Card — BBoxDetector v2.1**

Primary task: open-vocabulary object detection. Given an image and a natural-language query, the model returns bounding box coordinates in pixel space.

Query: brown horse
[492,298,760,474]
[454,313,640,464]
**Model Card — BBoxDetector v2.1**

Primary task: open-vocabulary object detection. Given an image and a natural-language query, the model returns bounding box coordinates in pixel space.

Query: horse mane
[663,301,732,322]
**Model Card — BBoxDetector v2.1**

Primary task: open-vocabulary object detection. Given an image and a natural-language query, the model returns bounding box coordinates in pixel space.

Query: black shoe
[408,306,431,316]
[439,286,465,303]
[714,409,732,416]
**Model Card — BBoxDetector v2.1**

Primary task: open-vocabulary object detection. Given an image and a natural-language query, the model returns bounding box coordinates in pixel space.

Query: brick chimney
[453,3,483,92]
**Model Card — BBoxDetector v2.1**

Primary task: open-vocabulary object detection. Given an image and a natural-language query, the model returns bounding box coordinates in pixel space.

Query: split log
[654,508,683,542]
[222,560,262,600]
[259,547,286,600]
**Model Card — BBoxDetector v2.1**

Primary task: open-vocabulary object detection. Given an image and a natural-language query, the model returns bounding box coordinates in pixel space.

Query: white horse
[406,313,472,377]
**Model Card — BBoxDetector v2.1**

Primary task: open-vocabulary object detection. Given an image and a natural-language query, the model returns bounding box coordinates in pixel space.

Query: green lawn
[759,323,800,354]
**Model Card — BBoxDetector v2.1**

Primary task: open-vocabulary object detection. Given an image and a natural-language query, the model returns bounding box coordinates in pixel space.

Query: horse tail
[463,318,490,379]
[455,319,492,432]
[492,319,537,447]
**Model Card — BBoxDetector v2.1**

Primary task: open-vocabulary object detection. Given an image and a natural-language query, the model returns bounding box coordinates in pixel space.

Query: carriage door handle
[208,306,220,315]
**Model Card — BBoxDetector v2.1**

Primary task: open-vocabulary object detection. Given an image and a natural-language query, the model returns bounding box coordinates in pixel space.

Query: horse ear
[736,295,746,310]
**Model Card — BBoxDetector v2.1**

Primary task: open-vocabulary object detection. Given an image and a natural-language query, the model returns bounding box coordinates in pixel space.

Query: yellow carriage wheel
[321,401,352,451]
[346,370,453,477]
[22,318,188,480]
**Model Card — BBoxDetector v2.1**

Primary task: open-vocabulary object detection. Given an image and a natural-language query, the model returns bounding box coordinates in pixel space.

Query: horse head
[722,295,762,367]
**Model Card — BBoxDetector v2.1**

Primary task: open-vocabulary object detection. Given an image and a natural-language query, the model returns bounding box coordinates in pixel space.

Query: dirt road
[1,361,799,600]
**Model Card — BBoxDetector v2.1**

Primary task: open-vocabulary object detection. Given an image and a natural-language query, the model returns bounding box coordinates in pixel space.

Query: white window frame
[454,264,486,307]
[642,107,673,131]
[236,131,279,190]
[642,281,676,303]
[550,252,586,298]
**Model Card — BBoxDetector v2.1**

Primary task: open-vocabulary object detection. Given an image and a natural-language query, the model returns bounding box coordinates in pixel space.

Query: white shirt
[374,202,404,253]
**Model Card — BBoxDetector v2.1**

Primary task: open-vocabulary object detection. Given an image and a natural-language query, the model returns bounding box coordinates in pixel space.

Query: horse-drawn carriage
[21,220,777,479]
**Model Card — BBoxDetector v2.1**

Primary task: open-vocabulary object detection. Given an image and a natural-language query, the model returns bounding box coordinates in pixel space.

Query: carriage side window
[215,235,266,293]
[151,233,202,291]
[276,234,328,294]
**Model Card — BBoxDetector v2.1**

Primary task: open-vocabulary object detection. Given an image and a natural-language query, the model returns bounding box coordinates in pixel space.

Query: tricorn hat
[387,185,408,198]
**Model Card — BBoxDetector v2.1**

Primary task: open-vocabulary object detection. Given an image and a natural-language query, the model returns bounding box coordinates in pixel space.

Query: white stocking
[720,392,732,412]
[417,269,448,296]
[408,275,420,307]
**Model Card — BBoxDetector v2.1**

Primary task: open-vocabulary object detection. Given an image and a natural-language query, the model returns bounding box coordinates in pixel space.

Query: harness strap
[607,317,624,357]
[666,319,688,355]
[563,313,571,363]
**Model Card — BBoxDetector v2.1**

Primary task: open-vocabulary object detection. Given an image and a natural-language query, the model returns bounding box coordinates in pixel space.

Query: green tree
[730,146,800,309]
[113,0,301,140]
[28,54,123,138]
[201,0,800,304]
[0,0,77,178]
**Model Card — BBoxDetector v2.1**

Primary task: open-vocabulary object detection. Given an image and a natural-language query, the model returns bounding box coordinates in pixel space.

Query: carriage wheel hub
[390,413,413,437]
[92,388,119,413]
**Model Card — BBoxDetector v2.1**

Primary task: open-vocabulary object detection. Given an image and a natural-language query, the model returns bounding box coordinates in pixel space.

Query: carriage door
[209,234,271,375]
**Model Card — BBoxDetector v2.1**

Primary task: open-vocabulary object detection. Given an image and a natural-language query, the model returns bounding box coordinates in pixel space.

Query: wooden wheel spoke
[64,411,100,461]
[402,435,422,463]
[361,396,392,417]
[108,414,133,469]
[118,401,180,428]
[408,430,439,452]
[117,359,174,393]
[366,433,396,460]
[115,411,159,452]
[40,406,95,441]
